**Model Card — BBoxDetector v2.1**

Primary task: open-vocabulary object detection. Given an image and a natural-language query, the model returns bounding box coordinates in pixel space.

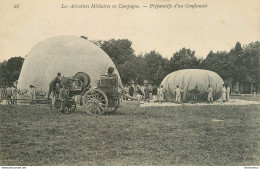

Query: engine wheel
[50,98,61,113]
[66,98,76,112]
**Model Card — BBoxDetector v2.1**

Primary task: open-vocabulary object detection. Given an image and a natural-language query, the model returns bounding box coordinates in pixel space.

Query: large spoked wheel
[83,89,108,114]
[50,99,61,113]
[66,98,76,112]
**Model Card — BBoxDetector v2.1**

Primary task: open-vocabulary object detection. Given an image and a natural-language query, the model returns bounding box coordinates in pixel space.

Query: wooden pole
[251,82,253,95]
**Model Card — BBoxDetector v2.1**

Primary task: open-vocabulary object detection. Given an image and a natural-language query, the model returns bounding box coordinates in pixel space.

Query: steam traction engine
[51,72,121,114]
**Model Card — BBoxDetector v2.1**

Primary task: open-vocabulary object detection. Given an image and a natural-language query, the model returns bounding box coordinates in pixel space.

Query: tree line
[95,39,260,87]
[0,39,259,89]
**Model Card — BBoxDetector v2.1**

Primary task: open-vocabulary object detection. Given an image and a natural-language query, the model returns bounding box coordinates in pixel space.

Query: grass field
[0,95,260,166]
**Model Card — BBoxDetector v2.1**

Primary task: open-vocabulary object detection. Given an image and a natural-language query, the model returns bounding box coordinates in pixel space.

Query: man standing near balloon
[47,72,62,101]
[207,85,214,104]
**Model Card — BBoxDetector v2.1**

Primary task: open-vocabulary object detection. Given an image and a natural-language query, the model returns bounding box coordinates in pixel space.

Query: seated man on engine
[101,67,124,107]
[107,67,119,86]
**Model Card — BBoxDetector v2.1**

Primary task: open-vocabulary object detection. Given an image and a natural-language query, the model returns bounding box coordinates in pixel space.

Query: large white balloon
[17,36,121,92]
[160,69,224,102]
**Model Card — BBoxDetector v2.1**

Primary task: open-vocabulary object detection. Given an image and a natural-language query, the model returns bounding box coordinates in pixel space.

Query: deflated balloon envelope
[160,69,224,102]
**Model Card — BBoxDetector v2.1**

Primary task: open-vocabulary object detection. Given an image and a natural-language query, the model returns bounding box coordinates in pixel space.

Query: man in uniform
[6,85,12,104]
[11,84,18,104]
[207,84,214,104]
[190,85,199,104]
[144,84,150,102]
[129,85,134,97]
[47,72,61,100]
[226,84,230,102]
[222,84,226,102]
[59,84,69,113]
[175,85,184,104]
[158,85,165,103]
[106,67,126,90]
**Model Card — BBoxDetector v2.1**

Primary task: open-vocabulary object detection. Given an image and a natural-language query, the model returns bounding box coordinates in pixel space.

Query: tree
[0,56,24,85]
[243,41,260,84]
[97,39,135,66]
[117,55,146,85]
[202,51,232,80]
[143,51,169,85]
[202,41,260,91]
[169,48,202,72]
[0,61,9,85]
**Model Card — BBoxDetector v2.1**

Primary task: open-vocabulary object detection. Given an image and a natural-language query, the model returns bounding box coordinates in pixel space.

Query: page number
[14,4,19,8]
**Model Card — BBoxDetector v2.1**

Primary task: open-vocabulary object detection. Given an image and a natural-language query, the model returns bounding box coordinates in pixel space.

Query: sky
[0,0,259,62]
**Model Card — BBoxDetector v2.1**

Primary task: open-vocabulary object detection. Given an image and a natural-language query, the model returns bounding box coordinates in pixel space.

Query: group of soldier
[222,84,231,102]
[125,83,230,104]
[0,83,38,104]
[0,84,18,104]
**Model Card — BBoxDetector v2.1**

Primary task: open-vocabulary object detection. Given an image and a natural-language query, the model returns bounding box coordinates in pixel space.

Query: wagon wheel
[83,89,108,114]
[66,98,76,112]
[50,99,61,113]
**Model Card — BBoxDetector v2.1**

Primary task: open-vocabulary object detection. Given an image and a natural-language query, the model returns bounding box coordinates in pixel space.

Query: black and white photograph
[0,0,259,167]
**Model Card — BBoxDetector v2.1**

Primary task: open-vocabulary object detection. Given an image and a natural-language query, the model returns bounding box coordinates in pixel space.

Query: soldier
[226,84,230,102]
[152,85,158,101]
[11,84,18,104]
[190,85,199,104]
[158,85,165,102]
[47,72,61,100]
[29,85,36,100]
[175,85,184,104]
[222,84,226,102]
[59,84,69,113]
[6,85,12,104]
[129,85,134,96]
[144,85,150,102]
[107,67,117,77]
[207,85,214,104]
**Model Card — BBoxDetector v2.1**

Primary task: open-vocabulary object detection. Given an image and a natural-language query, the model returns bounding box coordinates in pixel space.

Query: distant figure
[11,85,18,104]
[175,85,184,104]
[137,87,144,97]
[152,86,158,101]
[144,85,150,102]
[6,86,12,104]
[190,85,199,104]
[59,85,69,113]
[226,84,230,102]
[129,85,134,97]
[47,72,61,100]
[158,85,165,102]
[207,85,213,103]
[222,84,226,102]
[29,85,36,100]
[134,86,142,101]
